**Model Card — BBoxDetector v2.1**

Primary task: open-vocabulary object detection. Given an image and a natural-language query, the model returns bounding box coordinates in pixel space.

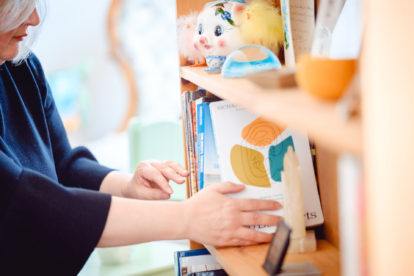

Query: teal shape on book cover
[269,136,295,182]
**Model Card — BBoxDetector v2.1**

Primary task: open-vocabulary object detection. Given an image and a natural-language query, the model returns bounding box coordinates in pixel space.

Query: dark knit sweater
[0,54,112,275]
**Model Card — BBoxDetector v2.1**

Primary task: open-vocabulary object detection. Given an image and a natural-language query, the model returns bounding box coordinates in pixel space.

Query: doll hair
[0,0,45,63]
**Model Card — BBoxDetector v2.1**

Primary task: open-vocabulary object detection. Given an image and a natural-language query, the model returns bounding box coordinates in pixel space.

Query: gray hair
[0,0,45,63]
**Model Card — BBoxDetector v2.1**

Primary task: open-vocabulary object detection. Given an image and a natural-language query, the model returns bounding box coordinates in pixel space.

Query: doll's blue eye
[215,25,223,37]
[198,24,203,35]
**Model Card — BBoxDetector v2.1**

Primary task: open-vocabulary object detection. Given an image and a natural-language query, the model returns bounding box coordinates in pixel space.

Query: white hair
[0,0,45,63]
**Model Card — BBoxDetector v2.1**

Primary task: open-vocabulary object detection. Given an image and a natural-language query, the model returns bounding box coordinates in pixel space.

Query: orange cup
[296,55,357,101]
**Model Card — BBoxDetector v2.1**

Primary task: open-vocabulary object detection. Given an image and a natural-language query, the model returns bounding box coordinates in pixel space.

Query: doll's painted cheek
[235,4,245,12]
[218,39,226,48]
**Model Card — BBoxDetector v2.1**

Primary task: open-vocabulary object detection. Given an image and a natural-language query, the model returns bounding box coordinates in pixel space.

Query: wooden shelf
[180,66,362,155]
[205,240,339,276]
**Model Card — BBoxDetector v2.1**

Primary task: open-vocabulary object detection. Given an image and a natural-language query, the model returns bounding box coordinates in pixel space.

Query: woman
[0,1,281,275]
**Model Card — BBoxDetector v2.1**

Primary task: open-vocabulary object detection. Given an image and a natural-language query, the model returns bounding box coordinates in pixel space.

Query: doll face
[194,2,245,57]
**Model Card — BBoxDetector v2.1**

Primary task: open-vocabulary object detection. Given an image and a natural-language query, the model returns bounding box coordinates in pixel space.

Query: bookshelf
[177,0,414,275]
[180,66,362,155]
[179,69,341,274]
[176,0,341,275]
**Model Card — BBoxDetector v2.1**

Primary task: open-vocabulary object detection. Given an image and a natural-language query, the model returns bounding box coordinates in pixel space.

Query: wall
[32,0,128,141]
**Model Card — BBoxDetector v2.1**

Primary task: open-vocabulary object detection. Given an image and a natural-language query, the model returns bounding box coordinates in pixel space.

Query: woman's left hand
[122,160,189,200]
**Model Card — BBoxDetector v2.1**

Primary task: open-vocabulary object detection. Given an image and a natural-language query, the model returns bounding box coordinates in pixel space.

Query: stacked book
[181,92,324,231]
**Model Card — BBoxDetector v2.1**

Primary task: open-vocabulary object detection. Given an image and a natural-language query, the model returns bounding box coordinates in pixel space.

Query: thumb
[211,182,245,194]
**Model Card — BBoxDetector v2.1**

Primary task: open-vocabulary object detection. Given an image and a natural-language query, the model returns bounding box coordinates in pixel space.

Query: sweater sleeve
[27,54,114,191]
[0,151,111,275]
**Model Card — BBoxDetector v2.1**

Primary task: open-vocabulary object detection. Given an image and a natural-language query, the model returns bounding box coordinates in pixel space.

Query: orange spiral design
[242,117,284,146]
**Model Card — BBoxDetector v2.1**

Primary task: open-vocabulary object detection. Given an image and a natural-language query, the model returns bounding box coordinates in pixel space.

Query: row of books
[182,89,206,197]
[181,91,324,232]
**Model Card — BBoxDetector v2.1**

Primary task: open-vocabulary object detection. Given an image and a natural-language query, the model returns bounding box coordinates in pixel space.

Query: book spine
[189,99,198,195]
[174,251,180,276]
[188,90,206,195]
[197,102,205,190]
[181,92,193,197]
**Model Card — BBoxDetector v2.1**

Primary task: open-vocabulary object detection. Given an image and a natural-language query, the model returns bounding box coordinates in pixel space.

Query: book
[174,248,224,276]
[281,0,315,67]
[328,0,362,59]
[194,96,221,190]
[181,92,194,197]
[197,101,221,190]
[209,101,324,232]
[311,0,346,57]
[181,90,206,196]
[181,92,190,196]
[202,101,221,188]
[196,100,205,190]
[187,271,227,276]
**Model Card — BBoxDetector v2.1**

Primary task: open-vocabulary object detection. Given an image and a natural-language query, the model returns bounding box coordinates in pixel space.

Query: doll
[193,0,247,73]
[193,0,284,73]
[177,12,205,66]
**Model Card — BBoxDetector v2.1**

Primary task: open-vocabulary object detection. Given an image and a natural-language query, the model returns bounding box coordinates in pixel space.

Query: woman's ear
[231,3,246,26]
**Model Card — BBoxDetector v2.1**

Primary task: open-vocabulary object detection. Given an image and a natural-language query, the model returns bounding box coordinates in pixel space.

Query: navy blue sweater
[0,54,113,275]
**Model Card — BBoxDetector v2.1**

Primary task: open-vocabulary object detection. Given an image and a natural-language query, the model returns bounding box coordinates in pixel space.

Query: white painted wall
[32,0,128,141]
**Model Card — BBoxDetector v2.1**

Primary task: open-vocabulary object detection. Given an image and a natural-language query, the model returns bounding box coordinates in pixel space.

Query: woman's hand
[122,160,189,200]
[99,181,281,247]
[183,182,282,247]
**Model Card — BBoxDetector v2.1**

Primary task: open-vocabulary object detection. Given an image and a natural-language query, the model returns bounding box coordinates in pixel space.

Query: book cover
[196,100,205,190]
[281,0,315,66]
[209,101,324,231]
[311,0,347,57]
[190,91,206,194]
[174,249,222,276]
[203,102,221,188]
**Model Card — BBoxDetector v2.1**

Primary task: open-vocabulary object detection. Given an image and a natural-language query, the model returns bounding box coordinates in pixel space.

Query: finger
[138,186,171,200]
[235,227,273,243]
[141,165,173,194]
[151,162,185,184]
[241,212,281,227]
[161,166,186,184]
[236,199,282,211]
[210,182,245,194]
[165,160,189,177]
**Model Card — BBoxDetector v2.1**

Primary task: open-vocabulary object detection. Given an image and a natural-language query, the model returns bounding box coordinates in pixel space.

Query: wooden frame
[107,0,139,131]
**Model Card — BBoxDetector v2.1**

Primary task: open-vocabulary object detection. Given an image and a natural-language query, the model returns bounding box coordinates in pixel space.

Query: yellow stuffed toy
[234,0,284,54]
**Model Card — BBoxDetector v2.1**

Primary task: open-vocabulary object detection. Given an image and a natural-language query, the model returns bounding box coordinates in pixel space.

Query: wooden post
[361,0,414,275]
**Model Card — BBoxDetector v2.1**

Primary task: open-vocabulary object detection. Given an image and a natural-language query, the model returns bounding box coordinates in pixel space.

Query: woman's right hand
[183,182,282,247]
